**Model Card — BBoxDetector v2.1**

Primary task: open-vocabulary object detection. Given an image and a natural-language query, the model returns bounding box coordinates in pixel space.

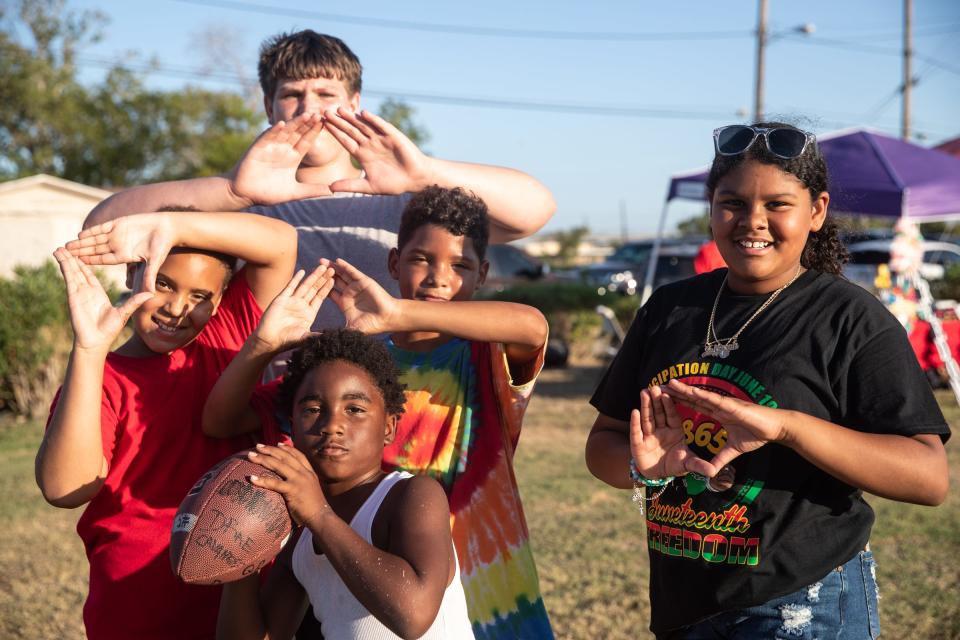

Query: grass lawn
[1,364,958,639]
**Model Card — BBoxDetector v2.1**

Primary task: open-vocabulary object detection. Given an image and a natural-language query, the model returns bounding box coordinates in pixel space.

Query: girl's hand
[251,262,336,354]
[663,379,788,475]
[329,258,401,335]
[54,248,153,353]
[65,213,176,293]
[247,444,332,532]
[631,385,716,479]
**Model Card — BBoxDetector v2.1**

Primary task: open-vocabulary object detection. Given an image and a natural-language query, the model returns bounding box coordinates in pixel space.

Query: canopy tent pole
[641,198,673,305]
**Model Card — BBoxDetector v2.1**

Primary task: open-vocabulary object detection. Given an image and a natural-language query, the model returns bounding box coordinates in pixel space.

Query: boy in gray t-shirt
[86,30,556,321]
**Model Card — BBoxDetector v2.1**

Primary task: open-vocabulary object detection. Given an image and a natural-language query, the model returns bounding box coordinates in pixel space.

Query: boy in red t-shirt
[36,210,302,640]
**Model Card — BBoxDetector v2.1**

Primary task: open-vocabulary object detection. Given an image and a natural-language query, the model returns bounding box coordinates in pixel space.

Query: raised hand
[631,385,716,479]
[662,379,786,475]
[231,113,333,205]
[325,108,432,195]
[252,261,336,354]
[54,248,153,353]
[329,258,401,335]
[247,444,331,531]
[66,213,175,293]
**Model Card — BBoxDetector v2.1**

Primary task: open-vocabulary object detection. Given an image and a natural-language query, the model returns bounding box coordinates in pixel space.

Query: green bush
[479,282,641,359]
[0,261,119,418]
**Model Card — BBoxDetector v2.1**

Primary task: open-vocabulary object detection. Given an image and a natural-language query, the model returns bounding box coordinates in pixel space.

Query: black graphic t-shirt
[590,269,951,634]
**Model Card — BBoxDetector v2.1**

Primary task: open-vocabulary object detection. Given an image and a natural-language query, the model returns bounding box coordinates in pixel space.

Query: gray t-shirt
[250,193,412,330]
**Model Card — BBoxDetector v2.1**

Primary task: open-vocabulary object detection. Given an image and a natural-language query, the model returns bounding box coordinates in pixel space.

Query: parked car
[480,243,570,367]
[578,238,705,295]
[844,239,960,291]
[482,243,552,293]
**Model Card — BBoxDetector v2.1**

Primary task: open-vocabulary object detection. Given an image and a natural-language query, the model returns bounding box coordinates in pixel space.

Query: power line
[169,0,753,41]
[76,55,738,120]
[74,55,956,136]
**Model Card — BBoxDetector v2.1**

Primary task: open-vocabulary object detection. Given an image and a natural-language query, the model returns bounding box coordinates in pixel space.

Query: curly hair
[258,30,362,100]
[705,122,848,275]
[397,186,490,260]
[278,329,406,418]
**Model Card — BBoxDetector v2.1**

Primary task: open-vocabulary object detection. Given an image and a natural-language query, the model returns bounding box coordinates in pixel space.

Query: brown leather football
[170,451,293,585]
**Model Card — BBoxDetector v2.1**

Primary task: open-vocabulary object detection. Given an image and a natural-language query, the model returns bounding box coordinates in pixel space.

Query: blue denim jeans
[662,549,881,640]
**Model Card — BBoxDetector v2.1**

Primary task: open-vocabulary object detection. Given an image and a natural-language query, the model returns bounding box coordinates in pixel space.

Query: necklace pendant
[701,344,716,358]
[719,341,739,358]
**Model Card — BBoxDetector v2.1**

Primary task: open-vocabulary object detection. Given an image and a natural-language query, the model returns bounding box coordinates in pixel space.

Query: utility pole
[754,0,768,122]
[902,0,913,140]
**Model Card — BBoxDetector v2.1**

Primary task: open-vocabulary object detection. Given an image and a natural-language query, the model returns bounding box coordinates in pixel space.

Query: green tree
[377,98,430,149]
[0,0,261,186]
[552,226,590,265]
[675,210,711,236]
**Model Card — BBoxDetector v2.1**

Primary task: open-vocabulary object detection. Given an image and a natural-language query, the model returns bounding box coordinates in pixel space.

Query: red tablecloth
[908,319,960,369]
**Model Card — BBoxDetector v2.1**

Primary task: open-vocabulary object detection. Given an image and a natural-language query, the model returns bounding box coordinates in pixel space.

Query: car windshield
[609,243,652,263]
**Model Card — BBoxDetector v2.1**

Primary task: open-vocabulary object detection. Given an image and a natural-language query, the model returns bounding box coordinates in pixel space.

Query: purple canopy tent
[642,128,960,302]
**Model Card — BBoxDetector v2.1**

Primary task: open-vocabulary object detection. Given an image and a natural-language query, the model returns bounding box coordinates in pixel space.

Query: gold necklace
[702,265,804,359]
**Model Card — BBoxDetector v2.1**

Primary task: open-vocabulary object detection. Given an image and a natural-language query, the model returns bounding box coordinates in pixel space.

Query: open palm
[232,113,333,205]
[54,248,152,352]
[66,214,175,293]
[325,108,431,196]
[631,386,717,479]
[329,258,401,335]
[254,263,336,353]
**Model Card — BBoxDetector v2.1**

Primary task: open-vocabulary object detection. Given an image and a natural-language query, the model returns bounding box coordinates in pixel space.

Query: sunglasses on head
[713,125,816,159]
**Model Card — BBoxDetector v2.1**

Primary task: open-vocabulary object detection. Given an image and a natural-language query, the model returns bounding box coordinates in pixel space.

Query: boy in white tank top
[213,271,472,639]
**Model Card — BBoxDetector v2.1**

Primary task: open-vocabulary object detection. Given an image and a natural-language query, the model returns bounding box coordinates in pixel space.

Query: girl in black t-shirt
[586,123,950,639]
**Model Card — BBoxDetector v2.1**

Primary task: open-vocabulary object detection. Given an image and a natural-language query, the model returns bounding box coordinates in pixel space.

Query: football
[170,451,293,585]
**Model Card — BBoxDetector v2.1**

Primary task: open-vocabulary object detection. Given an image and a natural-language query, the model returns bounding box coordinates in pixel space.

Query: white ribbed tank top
[292,471,474,639]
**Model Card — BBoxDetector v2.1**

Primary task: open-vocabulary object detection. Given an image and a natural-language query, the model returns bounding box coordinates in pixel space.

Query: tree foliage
[377,98,430,150]
[0,0,261,186]
[551,226,590,264]
[675,210,712,236]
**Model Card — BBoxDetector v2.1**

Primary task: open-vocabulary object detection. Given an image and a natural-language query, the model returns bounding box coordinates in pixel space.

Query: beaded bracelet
[629,458,674,487]
[628,458,673,516]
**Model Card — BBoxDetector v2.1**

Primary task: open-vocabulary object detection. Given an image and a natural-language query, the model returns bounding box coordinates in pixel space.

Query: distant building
[0,174,124,286]
[520,235,615,266]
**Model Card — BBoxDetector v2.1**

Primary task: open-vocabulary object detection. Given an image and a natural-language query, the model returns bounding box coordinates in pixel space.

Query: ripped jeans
[662,549,881,640]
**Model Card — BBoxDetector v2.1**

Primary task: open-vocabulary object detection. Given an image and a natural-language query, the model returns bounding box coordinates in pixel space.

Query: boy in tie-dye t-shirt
[330,185,554,639]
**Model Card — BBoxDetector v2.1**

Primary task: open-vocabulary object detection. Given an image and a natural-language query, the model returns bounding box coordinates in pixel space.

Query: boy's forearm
[168,212,296,268]
[424,158,555,242]
[85,177,252,228]
[202,339,274,438]
[216,576,268,640]
[395,300,548,351]
[36,348,110,507]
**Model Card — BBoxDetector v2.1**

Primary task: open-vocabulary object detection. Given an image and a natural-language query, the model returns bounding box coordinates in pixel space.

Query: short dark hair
[705,121,848,274]
[258,30,362,100]
[397,186,490,260]
[156,205,237,284]
[278,329,407,418]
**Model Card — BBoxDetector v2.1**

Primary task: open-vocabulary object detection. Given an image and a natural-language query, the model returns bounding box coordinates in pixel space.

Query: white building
[0,174,124,286]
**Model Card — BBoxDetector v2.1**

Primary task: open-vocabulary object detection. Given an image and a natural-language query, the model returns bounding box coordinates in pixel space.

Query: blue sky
[65,0,960,236]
